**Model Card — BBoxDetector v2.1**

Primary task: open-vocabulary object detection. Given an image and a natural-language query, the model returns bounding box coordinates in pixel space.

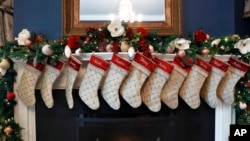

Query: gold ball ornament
[120,41,130,52]
[4,126,14,135]
[0,58,10,69]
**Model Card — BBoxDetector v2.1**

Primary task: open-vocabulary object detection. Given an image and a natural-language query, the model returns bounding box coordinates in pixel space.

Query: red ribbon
[111,54,131,71]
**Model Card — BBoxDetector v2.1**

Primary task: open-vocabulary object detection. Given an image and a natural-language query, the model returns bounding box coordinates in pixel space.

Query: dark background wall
[14,0,250,40]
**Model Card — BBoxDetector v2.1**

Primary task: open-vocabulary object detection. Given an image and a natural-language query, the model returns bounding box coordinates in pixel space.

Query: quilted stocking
[79,55,109,110]
[101,54,131,110]
[141,57,173,112]
[120,53,156,108]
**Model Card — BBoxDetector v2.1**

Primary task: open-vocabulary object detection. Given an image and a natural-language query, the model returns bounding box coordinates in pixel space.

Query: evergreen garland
[0,25,249,140]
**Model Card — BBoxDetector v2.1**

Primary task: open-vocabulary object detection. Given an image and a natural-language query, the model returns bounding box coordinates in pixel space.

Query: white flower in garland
[107,20,125,37]
[234,38,250,54]
[174,38,191,50]
[15,29,31,45]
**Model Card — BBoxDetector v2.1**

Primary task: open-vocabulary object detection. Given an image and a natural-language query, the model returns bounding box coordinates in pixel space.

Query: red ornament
[184,57,194,66]
[202,48,210,56]
[194,29,208,44]
[6,92,16,101]
[67,35,81,49]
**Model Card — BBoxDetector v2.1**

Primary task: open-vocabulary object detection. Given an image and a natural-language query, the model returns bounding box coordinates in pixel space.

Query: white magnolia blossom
[15,29,31,45]
[211,38,221,47]
[107,20,125,37]
[234,38,250,54]
[174,38,191,50]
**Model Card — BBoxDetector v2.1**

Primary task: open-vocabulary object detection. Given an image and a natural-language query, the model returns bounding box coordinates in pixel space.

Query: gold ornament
[120,41,130,52]
[0,58,10,69]
[3,126,14,135]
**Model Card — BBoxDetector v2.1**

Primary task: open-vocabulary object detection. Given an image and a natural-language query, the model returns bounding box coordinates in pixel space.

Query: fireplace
[13,53,234,141]
[34,89,215,141]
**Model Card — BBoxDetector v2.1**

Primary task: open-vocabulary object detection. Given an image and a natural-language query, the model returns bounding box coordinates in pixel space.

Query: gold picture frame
[62,0,183,36]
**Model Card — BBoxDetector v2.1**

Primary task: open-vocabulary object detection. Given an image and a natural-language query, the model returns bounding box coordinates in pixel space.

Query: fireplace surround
[13,53,235,141]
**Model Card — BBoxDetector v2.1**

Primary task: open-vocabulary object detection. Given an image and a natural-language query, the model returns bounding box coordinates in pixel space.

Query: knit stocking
[217,57,249,105]
[179,57,212,109]
[141,57,173,112]
[120,53,156,108]
[101,54,131,110]
[65,56,82,109]
[16,62,45,106]
[161,57,189,109]
[79,55,109,110]
[200,57,229,108]
[40,61,65,108]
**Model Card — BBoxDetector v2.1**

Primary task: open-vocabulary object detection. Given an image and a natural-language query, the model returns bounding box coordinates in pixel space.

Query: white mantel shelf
[13,53,234,141]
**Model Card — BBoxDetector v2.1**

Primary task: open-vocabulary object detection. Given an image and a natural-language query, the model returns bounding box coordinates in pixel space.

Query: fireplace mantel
[13,53,234,141]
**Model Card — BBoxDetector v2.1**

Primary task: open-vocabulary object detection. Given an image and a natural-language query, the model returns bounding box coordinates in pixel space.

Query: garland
[0,21,249,140]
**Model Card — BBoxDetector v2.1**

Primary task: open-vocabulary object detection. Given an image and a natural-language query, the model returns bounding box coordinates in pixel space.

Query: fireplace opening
[35,90,215,141]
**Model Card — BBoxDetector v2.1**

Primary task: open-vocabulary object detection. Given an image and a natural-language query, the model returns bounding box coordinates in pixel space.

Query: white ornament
[211,38,221,47]
[0,68,7,76]
[239,102,247,110]
[64,45,72,58]
[128,46,135,57]
[149,45,154,53]
[75,48,83,57]
[42,44,53,56]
